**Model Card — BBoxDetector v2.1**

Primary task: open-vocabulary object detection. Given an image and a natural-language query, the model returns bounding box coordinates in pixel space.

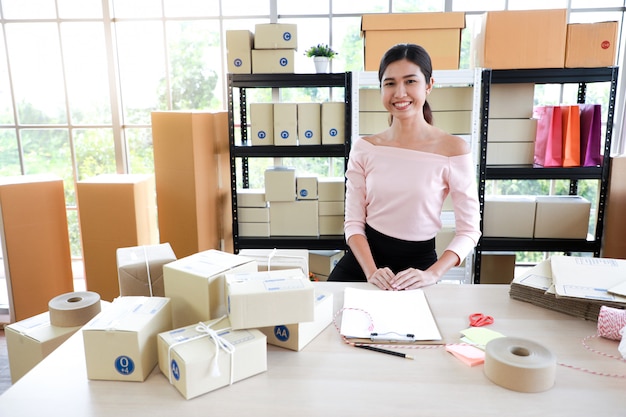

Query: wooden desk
[0,283,624,416]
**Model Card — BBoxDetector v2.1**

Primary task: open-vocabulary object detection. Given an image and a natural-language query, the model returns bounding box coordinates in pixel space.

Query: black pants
[328,224,437,282]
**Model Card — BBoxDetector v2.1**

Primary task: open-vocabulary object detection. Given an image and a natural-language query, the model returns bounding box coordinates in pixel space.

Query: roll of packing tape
[484,337,556,393]
[48,291,102,327]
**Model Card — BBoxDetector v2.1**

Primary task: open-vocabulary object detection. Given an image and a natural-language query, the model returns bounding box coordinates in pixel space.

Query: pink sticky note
[445,344,485,367]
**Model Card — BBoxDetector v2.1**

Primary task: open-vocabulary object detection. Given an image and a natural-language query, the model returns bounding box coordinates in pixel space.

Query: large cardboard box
[297,103,322,145]
[486,142,534,165]
[359,88,385,112]
[321,102,345,144]
[487,119,537,142]
[259,291,333,351]
[359,111,389,135]
[238,207,270,223]
[254,23,297,49]
[565,21,618,68]
[163,249,257,328]
[309,250,344,277]
[0,175,74,322]
[534,196,591,239]
[432,111,472,135]
[269,201,319,236]
[238,248,309,277]
[273,103,298,146]
[252,49,295,73]
[428,86,474,111]
[472,9,567,69]
[603,156,626,258]
[317,177,345,202]
[264,167,296,202]
[237,189,267,207]
[116,243,177,297]
[77,174,158,302]
[483,196,536,238]
[157,317,267,400]
[225,268,315,330]
[249,103,274,146]
[489,84,536,119]
[82,296,172,382]
[480,252,516,284]
[238,222,270,237]
[226,30,253,74]
[361,12,465,71]
[319,215,344,235]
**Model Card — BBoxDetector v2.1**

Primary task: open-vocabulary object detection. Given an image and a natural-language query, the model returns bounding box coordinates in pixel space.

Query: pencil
[355,344,414,360]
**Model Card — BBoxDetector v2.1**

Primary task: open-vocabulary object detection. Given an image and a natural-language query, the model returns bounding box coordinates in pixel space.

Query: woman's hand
[389,268,440,290]
[366,267,396,290]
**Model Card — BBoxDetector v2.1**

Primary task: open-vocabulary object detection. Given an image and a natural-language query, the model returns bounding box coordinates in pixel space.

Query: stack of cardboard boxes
[226,24,297,74]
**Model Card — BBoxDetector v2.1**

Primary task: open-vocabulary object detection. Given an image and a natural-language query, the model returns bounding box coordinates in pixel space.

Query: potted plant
[304,43,338,73]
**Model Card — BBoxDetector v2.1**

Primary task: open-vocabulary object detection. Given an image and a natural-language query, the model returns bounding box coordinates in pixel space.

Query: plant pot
[313,57,330,73]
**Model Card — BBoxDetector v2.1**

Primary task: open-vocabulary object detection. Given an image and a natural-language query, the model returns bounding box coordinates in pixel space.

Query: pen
[355,344,414,360]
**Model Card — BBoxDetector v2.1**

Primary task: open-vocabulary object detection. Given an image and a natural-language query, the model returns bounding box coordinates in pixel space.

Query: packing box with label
[254,23,297,49]
[237,189,267,207]
[252,49,295,74]
[489,84,536,119]
[486,142,534,165]
[269,200,319,236]
[297,103,322,145]
[472,9,567,69]
[82,296,172,382]
[565,21,618,68]
[487,119,537,142]
[318,177,345,201]
[309,250,344,277]
[157,316,267,400]
[297,175,318,200]
[259,291,333,351]
[534,196,591,239]
[321,102,345,144]
[238,249,309,277]
[116,243,177,297]
[226,30,253,74]
[249,103,274,145]
[361,12,465,71]
[483,196,536,238]
[163,249,257,328]
[273,103,298,145]
[264,167,296,201]
[226,268,315,329]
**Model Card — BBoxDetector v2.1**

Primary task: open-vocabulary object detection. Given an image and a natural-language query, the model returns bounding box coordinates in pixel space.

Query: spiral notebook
[339,287,443,345]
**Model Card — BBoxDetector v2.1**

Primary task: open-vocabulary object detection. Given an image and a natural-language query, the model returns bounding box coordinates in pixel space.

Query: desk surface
[0,283,624,417]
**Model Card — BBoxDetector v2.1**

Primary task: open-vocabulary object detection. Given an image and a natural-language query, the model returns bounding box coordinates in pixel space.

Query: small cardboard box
[237,248,309,277]
[226,269,315,330]
[116,243,177,297]
[297,175,318,200]
[238,207,270,223]
[361,12,465,71]
[309,250,344,276]
[472,9,567,69]
[264,167,296,202]
[432,111,472,135]
[254,23,297,49]
[359,88,385,112]
[273,103,298,146]
[321,102,345,145]
[259,291,333,351]
[226,30,253,74]
[238,222,270,237]
[269,201,319,236]
[163,250,257,328]
[297,103,322,145]
[359,111,388,135]
[487,119,537,142]
[483,196,536,238]
[82,296,172,382]
[429,86,473,111]
[317,177,345,202]
[252,49,294,73]
[565,21,618,68]
[486,142,534,165]
[480,252,516,284]
[157,317,267,400]
[489,83,536,119]
[237,189,267,207]
[534,196,591,239]
[319,215,344,235]
[319,201,344,216]
[249,103,274,146]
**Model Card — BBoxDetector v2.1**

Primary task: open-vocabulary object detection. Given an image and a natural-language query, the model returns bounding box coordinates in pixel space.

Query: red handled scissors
[469,313,494,327]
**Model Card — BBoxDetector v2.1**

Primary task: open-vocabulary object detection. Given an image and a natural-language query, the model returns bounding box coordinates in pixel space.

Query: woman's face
[380,58,433,121]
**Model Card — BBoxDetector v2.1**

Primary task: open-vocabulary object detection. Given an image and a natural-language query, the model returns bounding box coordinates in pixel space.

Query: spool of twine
[597,306,626,341]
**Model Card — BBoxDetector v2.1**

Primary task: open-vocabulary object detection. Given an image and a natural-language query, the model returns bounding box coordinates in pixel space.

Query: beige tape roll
[484,337,556,393]
[48,291,102,327]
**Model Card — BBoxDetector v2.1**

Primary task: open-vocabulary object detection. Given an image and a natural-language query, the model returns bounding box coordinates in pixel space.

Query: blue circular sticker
[258,131,266,139]
[281,130,289,139]
[234,58,242,68]
[274,325,290,342]
[300,189,308,197]
[329,128,338,137]
[279,57,288,67]
[115,355,135,375]
[171,359,180,381]
[305,130,313,139]
[283,32,292,41]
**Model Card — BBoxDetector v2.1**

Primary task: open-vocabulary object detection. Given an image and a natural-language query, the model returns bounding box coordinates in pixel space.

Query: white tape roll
[484,337,556,393]
[48,291,102,327]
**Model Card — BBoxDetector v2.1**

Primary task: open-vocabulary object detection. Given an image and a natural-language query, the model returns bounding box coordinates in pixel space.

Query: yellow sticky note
[460,327,505,349]
[445,344,485,367]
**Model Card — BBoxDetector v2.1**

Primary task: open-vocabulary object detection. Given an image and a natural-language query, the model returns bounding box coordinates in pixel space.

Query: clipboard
[339,287,444,345]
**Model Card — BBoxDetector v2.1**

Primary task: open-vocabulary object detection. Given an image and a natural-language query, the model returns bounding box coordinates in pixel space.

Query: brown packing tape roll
[484,337,556,393]
[48,291,102,327]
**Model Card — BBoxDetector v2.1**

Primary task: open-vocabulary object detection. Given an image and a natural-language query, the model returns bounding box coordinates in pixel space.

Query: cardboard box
[249,103,274,146]
[309,250,344,276]
[77,174,159,302]
[238,207,270,223]
[82,296,172,382]
[238,248,309,277]
[0,174,74,322]
[359,111,389,135]
[428,86,474,111]
[361,12,465,71]
[359,88,385,112]
[472,9,567,69]
[252,49,294,73]
[258,291,333,351]
[319,215,344,235]
[264,167,296,201]
[297,103,322,145]
[273,103,298,145]
[225,269,315,329]
[487,119,537,142]
[269,201,319,236]
[486,142,534,165]
[321,102,345,144]
[237,189,267,207]
[432,111,472,135]
[483,196,536,238]
[319,201,344,216]
[254,23,297,49]
[317,177,345,202]
[603,156,626,258]
[226,30,253,74]
[565,21,618,68]
[157,317,267,400]
[296,175,318,200]
[238,222,270,237]
[480,252,516,284]
[116,243,177,297]
[488,83,535,119]
[534,196,591,239]
[163,249,257,328]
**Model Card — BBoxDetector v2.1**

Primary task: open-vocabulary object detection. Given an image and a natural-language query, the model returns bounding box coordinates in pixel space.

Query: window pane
[280,18,330,74]
[116,22,165,125]
[277,0,328,14]
[74,129,116,181]
[111,0,162,18]
[1,0,56,19]
[452,0,505,11]
[66,209,82,258]
[571,0,624,7]
[0,31,15,125]
[164,0,220,17]
[0,129,20,176]
[222,0,269,16]
[61,23,112,125]
[57,0,102,18]
[569,11,623,24]
[392,0,444,13]
[508,0,567,10]
[332,0,389,14]
[6,23,67,125]
[126,127,155,174]
[332,17,364,73]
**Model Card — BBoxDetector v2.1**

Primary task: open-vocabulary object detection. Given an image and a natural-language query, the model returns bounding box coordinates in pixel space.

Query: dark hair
[378,43,433,125]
